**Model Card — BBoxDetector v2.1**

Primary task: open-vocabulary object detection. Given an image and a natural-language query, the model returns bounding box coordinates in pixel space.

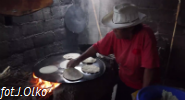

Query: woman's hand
[67,59,80,68]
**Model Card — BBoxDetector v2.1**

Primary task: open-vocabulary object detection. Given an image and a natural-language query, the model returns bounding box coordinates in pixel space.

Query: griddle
[33,54,106,83]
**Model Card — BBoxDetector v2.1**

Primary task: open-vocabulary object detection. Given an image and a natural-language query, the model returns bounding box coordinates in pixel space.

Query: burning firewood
[0,66,10,79]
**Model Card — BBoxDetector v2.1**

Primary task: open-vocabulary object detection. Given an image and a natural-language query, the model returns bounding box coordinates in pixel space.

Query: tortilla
[63,53,80,60]
[59,60,70,69]
[60,60,83,69]
[39,65,58,74]
[83,57,96,63]
[63,68,83,81]
[82,65,100,74]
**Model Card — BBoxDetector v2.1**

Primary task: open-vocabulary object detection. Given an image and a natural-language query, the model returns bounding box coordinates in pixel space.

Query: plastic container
[137,85,185,100]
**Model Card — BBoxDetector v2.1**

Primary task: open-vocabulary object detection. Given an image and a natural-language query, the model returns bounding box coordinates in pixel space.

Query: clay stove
[0,55,117,100]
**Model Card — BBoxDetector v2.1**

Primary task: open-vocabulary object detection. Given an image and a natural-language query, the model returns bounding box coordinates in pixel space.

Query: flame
[32,73,60,93]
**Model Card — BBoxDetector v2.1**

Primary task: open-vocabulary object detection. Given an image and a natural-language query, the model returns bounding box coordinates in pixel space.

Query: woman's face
[113,27,134,39]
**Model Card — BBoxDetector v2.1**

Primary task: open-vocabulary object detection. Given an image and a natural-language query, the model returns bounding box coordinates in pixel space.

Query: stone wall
[0,0,81,71]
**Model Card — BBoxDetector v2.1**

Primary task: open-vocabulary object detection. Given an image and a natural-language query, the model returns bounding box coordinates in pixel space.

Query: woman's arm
[142,68,155,88]
[76,46,97,62]
[67,46,97,68]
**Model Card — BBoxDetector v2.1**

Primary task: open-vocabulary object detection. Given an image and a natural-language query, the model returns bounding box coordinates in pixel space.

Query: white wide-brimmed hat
[102,3,147,29]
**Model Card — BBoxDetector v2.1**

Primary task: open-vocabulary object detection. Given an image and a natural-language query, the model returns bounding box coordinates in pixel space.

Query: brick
[8,54,23,67]
[43,19,64,31]
[162,0,178,9]
[36,47,46,59]
[137,0,162,8]
[22,21,43,36]
[0,26,10,41]
[23,49,37,64]
[42,7,52,20]
[50,43,63,53]
[51,6,62,19]
[54,28,66,41]
[9,39,24,54]
[0,58,9,71]
[32,10,44,21]
[9,38,34,54]
[44,45,53,55]
[51,0,61,6]
[33,31,55,47]
[21,65,33,72]
[0,15,4,24]
[13,14,33,24]
[23,37,34,50]
[61,0,72,5]
[36,43,61,59]
[0,42,11,59]
[60,5,71,17]
[158,22,174,35]
[5,25,22,40]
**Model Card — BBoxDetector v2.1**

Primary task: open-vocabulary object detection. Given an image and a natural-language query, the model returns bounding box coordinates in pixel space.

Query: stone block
[43,19,64,31]
[5,25,22,40]
[22,21,43,36]
[61,0,72,5]
[51,0,61,6]
[13,14,33,24]
[33,31,55,47]
[8,54,23,67]
[43,7,52,20]
[32,10,44,21]
[51,42,63,53]
[23,37,34,50]
[51,6,63,19]
[0,26,10,42]
[9,38,34,54]
[36,47,46,59]
[9,39,24,54]
[44,44,53,55]
[23,49,37,64]
[162,0,178,9]
[0,15,4,24]
[60,5,72,17]
[0,42,10,59]
[54,28,66,41]
[137,0,162,8]
[158,22,174,35]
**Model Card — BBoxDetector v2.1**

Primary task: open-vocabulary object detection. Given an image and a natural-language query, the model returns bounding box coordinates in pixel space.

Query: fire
[32,73,60,93]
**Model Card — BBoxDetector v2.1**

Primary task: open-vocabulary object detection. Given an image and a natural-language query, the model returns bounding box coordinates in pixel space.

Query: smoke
[77,0,130,44]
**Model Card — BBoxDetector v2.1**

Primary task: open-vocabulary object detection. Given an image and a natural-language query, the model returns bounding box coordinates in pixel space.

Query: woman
[67,3,160,100]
